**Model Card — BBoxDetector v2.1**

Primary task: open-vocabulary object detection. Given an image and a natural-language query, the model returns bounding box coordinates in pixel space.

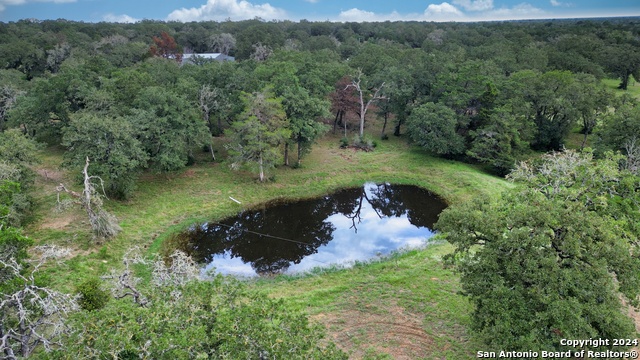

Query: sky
[0,0,638,23]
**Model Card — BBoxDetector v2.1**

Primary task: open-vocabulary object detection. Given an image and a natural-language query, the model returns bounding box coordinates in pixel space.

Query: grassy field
[22,78,639,359]
[254,241,481,359]
[564,78,640,151]
[602,77,640,99]
[26,129,510,358]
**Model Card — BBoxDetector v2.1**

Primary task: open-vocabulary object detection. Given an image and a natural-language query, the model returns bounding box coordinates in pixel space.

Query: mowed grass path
[28,131,510,359]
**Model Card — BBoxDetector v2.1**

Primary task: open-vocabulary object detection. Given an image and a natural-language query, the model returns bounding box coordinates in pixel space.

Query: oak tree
[226,90,290,182]
[437,150,640,352]
[406,102,465,156]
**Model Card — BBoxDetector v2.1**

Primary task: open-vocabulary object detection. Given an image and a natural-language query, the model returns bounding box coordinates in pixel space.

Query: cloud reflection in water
[186,183,446,277]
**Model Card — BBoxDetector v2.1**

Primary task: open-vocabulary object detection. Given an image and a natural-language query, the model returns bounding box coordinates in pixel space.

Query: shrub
[351,134,376,151]
[59,276,347,359]
[76,278,110,311]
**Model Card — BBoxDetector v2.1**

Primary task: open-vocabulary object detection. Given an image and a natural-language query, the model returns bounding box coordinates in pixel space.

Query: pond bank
[253,241,481,359]
[28,134,510,295]
[26,134,510,358]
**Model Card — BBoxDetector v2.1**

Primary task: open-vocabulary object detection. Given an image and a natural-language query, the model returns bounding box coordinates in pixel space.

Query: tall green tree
[226,90,290,182]
[236,23,285,60]
[467,106,531,175]
[93,35,149,68]
[380,65,414,138]
[62,112,148,199]
[437,150,640,352]
[567,74,612,148]
[605,43,640,90]
[406,102,464,156]
[131,86,209,172]
[258,60,330,166]
[7,63,95,143]
[0,129,40,226]
[280,86,329,166]
[596,98,640,157]
[509,70,578,151]
[0,86,22,133]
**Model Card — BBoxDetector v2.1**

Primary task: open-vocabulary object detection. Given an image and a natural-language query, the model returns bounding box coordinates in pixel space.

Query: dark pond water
[176,183,447,277]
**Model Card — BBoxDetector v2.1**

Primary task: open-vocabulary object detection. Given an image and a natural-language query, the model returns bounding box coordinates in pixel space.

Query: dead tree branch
[55,157,121,240]
[624,137,640,175]
[102,248,149,307]
[345,69,387,138]
[0,246,78,359]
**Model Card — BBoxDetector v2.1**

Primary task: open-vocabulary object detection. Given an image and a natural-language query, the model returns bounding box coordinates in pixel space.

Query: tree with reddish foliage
[329,76,359,135]
[149,32,182,63]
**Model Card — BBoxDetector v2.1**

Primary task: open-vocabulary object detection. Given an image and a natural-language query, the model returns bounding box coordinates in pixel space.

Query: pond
[174,183,447,277]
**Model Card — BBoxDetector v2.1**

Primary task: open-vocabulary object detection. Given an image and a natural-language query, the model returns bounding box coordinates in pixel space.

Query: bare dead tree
[102,248,149,307]
[345,69,387,138]
[0,86,21,132]
[102,249,201,308]
[209,33,236,56]
[509,149,591,199]
[199,85,226,161]
[56,157,121,240]
[250,42,272,62]
[624,137,640,175]
[45,43,71,73]
[0,246,78,359]
[152,250,200,288]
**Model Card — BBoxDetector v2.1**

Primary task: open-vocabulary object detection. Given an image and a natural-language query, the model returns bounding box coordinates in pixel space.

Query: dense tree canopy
[2,16,640,357]
[437,150,640,351]
[62,113,148,199]
[47,251,347,359]
[0,129,40,226]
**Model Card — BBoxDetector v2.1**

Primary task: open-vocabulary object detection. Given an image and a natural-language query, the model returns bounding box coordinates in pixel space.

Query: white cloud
[424,2,464,18]
[0,0,76,12]
[338,4,462,22]
[486,3,545,19]
[550,0,571,7]
[102,13,139,23]
[452,0,493,11]
[334,1,547,22]
[166,0,286,22]
[304,0,319,3]
[338,8,377,21]
[337,8,409,22]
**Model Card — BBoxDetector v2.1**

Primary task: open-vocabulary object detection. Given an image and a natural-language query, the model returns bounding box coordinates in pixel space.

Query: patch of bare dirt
[35,168,64,182]
[311,299,434,359]
[181,169,197,178]
[338,152,354,162]
[38,211,77,230]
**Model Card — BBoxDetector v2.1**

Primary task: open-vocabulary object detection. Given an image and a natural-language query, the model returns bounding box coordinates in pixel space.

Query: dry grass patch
[313,298,434,360]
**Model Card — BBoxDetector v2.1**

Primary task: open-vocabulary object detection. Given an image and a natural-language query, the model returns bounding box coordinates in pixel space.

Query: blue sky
[1,0,638,23]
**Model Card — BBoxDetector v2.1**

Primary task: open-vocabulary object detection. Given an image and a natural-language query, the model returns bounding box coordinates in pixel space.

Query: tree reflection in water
[177,183,446,276]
